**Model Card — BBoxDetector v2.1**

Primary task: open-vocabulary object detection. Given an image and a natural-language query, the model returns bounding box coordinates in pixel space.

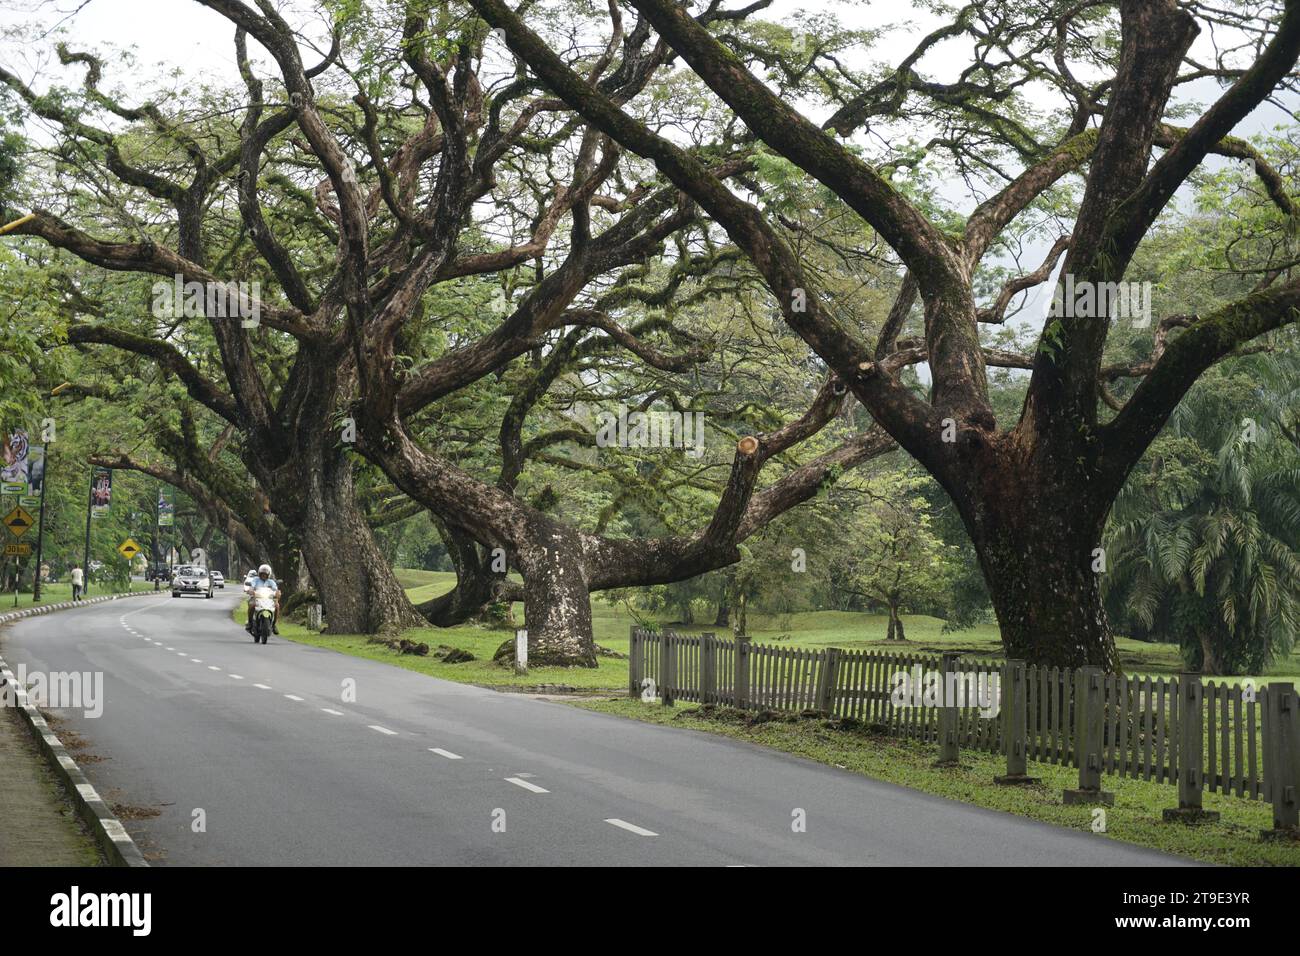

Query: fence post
[1262,681,1300,839]
[816,648,840,716]
[701,633,717,705]
[1164,673,1218,823]
[660,630,676,707]
[628,626,642,699]
[935,651,961,766]
[1063,665,1114,806]
[995,660,1039,785]
[734,639,750,710]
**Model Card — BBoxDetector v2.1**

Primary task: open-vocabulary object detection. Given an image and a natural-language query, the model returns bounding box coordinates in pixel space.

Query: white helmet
[258,564,272,577]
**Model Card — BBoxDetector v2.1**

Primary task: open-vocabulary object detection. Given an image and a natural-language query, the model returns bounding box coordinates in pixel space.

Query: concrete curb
[0,589,161,867]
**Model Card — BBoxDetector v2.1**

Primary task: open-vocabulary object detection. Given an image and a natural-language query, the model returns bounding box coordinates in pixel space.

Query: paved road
[1,593,1189,866]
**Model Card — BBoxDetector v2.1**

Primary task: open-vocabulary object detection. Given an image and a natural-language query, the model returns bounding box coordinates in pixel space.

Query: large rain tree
[475,0,1300,668]
[5,0,895,662]
[134,0,896,665]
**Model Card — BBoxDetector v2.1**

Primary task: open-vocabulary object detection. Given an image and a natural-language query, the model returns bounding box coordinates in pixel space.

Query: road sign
[2,505,34,538]
[3,543,31,557]
[117,538,142,561]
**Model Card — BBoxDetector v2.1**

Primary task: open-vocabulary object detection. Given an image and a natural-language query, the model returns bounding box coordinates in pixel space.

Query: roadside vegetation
[274,569,1300,689]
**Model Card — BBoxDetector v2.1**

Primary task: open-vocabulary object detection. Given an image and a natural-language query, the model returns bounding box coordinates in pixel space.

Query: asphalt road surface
[1,592,1189,866]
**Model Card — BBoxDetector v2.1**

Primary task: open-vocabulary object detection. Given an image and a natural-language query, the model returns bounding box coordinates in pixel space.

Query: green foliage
[1105,359,1300,673]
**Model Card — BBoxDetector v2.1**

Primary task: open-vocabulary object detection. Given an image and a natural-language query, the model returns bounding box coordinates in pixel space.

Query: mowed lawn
[277,568,1300,689]
[3,579,157,611]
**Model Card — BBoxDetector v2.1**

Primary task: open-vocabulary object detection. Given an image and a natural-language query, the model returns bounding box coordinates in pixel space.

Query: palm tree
[1105,360,1300,675]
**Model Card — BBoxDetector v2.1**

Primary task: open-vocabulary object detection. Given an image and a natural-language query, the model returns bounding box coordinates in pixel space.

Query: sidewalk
[0,702,103,865]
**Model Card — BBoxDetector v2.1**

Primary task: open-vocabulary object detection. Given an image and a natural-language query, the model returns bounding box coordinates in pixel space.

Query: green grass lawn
[2,579,155,611]
[572,697,1300,866]
[245,570,624,688]
[268,569,1300,690]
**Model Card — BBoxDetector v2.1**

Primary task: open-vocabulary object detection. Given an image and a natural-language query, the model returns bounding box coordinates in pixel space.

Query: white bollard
[514,628,528,677]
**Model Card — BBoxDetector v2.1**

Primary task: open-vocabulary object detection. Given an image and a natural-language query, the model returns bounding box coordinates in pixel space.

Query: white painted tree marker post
[514,628,528,676]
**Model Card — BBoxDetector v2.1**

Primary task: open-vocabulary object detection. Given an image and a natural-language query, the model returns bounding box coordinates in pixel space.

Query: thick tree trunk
[291,446,424,635]
[419,524,516,626]
[1198,629,1222,676]
[963,471,1119,671]
[236,340,422,636]
[516,519,596,667]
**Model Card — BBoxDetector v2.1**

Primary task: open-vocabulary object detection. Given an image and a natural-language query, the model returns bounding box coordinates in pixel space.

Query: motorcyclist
[245,564,281,636]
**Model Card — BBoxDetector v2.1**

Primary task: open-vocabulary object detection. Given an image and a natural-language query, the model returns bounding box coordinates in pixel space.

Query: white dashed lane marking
[368,725,397,736]
[321,708,343,716]
[228,674,244,680]
[505,777,549,794]
[284,694,304,702]
[429,748,461,760]
[253,684,272,690]
[605,818,658,837]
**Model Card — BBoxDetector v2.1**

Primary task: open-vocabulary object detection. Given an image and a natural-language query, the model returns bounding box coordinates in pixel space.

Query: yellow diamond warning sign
[2,506,34,538]
[117,538,142,561]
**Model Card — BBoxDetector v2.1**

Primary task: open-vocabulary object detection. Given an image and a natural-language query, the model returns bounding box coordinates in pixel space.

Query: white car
[211,571,225,589]
[171,565,214,599]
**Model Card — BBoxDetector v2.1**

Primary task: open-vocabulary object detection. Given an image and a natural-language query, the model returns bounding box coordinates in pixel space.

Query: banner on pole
[158,488,174,527]
[26,444,45,497]
[1,428,31,495]
[91,467,112,516]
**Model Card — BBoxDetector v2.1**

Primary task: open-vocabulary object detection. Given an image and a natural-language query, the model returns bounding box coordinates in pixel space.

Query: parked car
[147,563,172,584]
[171,565,213,599]
[211,571,225,589]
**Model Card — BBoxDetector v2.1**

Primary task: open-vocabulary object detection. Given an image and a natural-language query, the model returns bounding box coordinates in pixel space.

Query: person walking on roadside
[70,564,84,601]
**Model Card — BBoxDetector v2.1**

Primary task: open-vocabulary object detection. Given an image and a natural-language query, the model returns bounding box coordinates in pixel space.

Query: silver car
[171,565,214,599]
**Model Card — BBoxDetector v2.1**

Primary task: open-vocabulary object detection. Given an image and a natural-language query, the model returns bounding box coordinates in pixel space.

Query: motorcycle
[250,585,276,644]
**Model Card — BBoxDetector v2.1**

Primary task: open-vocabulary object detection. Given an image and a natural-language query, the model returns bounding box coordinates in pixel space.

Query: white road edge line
[429,748,461,760]
[605,818,658,837]
[505,777,549,794]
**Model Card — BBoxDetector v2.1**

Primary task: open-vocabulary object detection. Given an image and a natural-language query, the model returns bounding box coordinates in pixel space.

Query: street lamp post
[81,470,94,598]
[31,385,66,602]
[31,439,49,602]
